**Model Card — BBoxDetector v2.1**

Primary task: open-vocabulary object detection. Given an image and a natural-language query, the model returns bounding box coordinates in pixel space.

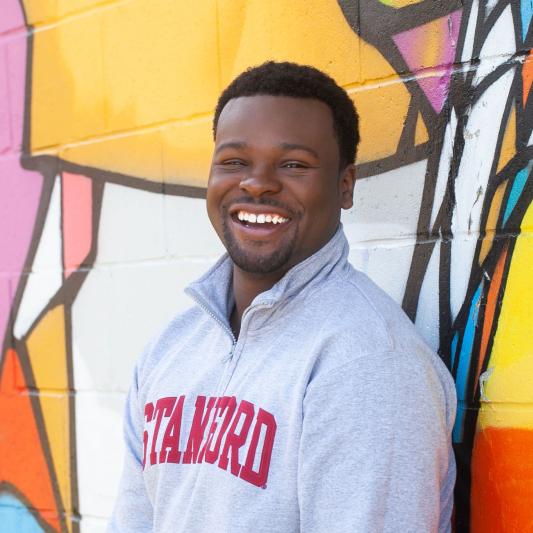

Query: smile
[236,210,290,225]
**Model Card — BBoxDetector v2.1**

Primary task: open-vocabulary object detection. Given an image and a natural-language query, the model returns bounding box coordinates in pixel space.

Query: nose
[239,164,282,197]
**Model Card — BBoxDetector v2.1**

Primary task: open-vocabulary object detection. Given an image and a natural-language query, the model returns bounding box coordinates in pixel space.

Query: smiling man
[109,62,456,533]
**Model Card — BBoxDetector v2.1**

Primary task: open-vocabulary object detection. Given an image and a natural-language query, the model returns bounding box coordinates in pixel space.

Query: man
[109,61,456,532]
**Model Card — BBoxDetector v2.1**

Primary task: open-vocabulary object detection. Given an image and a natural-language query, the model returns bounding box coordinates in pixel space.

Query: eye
[282,161,308,169]
[222,159,245,166]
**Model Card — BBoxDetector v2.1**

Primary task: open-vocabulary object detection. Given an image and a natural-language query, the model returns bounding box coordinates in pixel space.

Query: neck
[230,266,285,336]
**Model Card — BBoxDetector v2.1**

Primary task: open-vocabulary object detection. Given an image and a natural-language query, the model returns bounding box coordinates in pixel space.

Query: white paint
[342,159,427,244]
[95,183,166,265]
[450,67,514,320]
[461,0,479,65]
[348,241,417,305]
[415,242,441,352]
[484,0,499,19]
[80,517,107,533]
[75,391,126,522]
[163,192,224,259]
[430,108,458,229]
[474,5,515,85]
[13,176,63,338]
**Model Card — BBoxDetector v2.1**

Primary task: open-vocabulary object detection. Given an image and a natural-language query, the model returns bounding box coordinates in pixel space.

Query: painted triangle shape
[497,104,516,173]
[393,10,462,113]
[0,349,62,532]
[62,172,93,277]
[521,0,533,40]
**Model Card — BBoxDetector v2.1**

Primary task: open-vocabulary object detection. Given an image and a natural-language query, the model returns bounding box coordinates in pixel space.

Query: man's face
[207,95,355,276]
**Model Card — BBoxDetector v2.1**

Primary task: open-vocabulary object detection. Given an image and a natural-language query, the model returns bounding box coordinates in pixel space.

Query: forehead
[215,95,337,149]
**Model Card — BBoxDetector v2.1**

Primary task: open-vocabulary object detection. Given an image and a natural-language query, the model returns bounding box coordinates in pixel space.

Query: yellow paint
[497,105,516,173]
[162,118,214,186]
[61,130,164,182]
[414,112,429,145]
[26,306,72,524]
[23,0,120,25]
[479,180,508,264]
[31,10,107,149]
[31,0,219,151]
[350,84,410,163]
[28,0,411,185]
[479,201,533,429]
[217,0,361,88]
[379,0,424,7]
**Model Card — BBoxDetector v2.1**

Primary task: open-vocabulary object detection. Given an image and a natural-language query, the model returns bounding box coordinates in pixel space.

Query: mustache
[223,197,296,217]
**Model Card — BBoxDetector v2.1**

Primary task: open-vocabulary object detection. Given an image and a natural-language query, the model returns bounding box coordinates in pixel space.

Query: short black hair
[213,61,360,168]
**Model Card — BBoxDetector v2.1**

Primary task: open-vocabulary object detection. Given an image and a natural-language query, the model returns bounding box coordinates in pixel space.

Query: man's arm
[108,363,154,532]
[298,350,456,533]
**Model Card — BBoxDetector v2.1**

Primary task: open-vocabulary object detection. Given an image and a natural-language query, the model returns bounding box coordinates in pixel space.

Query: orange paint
[522,51,533,106]
[0,349,61,531]
[471,426,533,532]
[474,245,508,395]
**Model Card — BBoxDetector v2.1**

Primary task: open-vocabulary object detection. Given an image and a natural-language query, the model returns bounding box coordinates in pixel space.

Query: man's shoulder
[305,266,414,352]
[306,267,455,402]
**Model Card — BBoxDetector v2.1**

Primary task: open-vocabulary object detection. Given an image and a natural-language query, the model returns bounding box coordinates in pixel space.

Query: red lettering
[150,397,176,465]
[201,396,237,464]
[142,402,155,469]
[183,396,216,464]
[239,408,277,488]
[159,395,185,464]
[218,400,254,476]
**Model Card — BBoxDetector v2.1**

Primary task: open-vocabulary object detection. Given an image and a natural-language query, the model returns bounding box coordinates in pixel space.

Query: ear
[339,164,356,210]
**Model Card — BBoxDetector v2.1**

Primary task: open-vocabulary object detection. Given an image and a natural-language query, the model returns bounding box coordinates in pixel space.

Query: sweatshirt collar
[185,224,349,331]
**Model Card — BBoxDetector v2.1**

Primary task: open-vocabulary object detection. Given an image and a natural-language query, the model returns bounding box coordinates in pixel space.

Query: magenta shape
[0,1,43,347]
[393,9,462,113]
[0,47,10,154]
[0,0,26,36]
[0,156,43,346]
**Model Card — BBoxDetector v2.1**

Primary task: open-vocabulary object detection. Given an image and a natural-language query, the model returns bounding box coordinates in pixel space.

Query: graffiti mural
[0,0,531,531]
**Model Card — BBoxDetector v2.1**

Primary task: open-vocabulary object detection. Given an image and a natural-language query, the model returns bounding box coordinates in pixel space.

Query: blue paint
[521,0,533,40]
[452,283,483,443]
[503,166,530,226]
[0,493,44,532]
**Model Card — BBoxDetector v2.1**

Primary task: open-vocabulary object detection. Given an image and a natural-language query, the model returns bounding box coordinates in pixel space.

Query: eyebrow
[279,143,320,159]
[214,141,320,159]
[214,141,247,155]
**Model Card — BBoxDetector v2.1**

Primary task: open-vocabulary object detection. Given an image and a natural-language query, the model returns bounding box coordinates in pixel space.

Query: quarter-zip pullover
[109,226,456,533]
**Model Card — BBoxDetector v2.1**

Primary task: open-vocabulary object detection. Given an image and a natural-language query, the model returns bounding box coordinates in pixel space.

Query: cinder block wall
[1,1,532,532]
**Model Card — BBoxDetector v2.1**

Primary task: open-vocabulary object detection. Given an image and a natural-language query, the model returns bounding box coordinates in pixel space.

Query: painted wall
[0,1,532,531]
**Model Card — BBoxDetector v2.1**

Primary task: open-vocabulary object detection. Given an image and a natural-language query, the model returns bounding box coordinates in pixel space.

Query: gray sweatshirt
[108,226,456,533]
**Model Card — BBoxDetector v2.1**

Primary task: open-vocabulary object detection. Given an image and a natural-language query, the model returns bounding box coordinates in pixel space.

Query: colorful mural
[0,0,531,531]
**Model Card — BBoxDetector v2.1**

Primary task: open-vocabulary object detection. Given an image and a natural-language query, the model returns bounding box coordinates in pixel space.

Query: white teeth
[236,211,289,224]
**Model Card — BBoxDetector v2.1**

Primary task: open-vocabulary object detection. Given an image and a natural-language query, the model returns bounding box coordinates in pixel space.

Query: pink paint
[62,172,93,277]
[0,47,10,153]
[0,0,26,35]
[393,9,462,113]
[0,1,43,346]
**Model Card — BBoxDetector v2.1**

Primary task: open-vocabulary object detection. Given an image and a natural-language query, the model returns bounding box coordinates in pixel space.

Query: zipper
[189,293,275,392]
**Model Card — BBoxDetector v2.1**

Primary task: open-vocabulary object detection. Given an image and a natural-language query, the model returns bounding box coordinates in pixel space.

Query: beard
[221,215,298,274]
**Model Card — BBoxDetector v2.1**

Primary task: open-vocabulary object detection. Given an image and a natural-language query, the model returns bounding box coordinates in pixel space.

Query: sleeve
[297,351,455,533]
[107,361,154,532]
